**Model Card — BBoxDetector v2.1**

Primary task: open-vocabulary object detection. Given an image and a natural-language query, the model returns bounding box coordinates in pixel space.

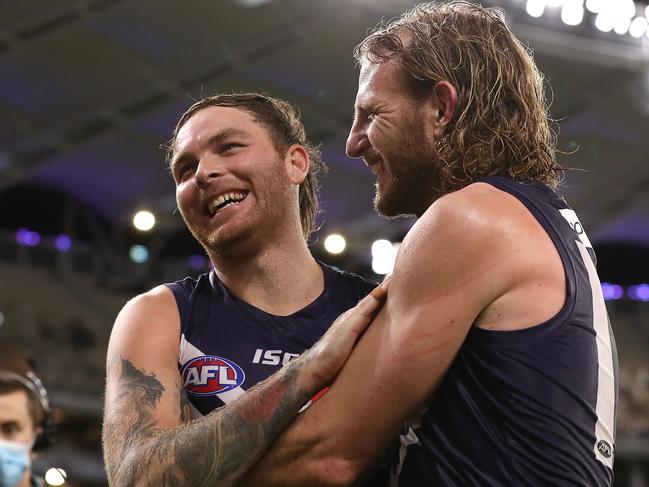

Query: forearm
[103,358,312,487]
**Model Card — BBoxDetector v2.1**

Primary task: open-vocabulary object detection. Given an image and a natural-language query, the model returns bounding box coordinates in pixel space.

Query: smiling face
[171,106,298,256]
[346,60,441,218]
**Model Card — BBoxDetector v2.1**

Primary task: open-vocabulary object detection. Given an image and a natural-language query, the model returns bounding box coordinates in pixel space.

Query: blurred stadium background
[1,0,648,485]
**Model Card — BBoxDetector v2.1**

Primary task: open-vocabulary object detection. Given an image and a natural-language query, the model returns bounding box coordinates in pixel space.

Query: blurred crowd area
[620,366,649,437]
[1,236,648,486]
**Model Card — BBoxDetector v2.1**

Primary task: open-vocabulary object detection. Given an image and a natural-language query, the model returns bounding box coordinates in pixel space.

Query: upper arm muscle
[102,285,184,477]
[279,186,523,474]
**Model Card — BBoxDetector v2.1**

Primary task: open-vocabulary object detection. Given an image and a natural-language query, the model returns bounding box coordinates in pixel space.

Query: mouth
[363,155,384,175]
[207,191,249,216]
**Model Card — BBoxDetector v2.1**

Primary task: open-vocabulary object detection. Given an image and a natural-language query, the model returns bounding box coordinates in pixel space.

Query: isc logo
[181,355,245,396]
[252,349,300,366]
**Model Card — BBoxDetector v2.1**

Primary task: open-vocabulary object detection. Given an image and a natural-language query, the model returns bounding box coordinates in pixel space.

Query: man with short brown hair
[0,370,51,487]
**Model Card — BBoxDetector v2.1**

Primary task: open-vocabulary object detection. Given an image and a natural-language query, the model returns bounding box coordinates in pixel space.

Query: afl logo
[597,440,613,458]
[181,355,245,396]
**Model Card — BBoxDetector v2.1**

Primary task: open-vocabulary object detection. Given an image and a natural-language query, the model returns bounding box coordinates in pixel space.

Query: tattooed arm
[102,283,387,487]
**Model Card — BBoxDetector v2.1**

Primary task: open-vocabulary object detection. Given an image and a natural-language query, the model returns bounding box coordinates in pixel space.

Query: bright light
[15,228,41,247]
[595,11,615,31]
[613,16,632,35]
[618,0,637,19]
[45,467,67,486]
[585,0,604,13]
[324,234,346,254]
[629,16,648,37]
[628,284,649,301]
[129,245,149,264]
[526,0,545,17]
[601,283,624,301]
[561,2,584,25]
[546,0,564,7]
[371,240,399,275]
[133,210,156,231]
[646,4,649,20]
[54,234,72,252]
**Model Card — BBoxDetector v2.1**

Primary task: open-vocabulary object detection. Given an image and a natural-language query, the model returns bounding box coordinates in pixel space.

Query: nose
[345,120,370,159]
[195,156,221,188]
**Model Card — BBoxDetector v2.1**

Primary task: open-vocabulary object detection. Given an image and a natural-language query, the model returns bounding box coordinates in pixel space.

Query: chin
[374,190,417,219]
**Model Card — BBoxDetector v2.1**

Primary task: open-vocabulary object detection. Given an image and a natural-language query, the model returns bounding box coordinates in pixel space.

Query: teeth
[209,191,247,215]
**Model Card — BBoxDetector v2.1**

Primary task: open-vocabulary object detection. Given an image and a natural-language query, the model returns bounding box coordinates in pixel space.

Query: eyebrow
[170,128,251,169]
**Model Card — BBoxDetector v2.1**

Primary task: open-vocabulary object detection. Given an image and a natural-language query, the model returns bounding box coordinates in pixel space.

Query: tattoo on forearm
[102,356,310,486]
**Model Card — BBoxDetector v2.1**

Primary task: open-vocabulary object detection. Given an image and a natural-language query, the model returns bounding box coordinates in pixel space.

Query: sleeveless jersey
[390,177,618,486]
[166,262,375,417]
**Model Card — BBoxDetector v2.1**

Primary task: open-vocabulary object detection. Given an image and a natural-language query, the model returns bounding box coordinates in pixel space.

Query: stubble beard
[374,128,438,218]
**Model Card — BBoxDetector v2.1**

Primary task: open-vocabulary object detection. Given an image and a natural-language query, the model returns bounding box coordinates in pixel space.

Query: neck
[19,468,31,487]
[209,230,323,316]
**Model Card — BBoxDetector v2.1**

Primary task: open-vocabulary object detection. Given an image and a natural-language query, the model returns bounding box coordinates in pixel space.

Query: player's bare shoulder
[107,285,180,363]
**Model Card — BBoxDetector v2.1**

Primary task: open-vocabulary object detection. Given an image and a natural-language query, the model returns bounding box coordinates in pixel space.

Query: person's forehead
[357,60,410,101]
[0,390,32,423]
[174,105,264,151]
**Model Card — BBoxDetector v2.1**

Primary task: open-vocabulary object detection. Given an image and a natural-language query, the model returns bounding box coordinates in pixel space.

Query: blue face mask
[0,439,30,487]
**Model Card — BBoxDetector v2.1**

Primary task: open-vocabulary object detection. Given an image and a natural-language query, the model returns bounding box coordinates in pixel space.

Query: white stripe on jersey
[390,411,424,487]
[178,333,247,416]
[576,242,616,469]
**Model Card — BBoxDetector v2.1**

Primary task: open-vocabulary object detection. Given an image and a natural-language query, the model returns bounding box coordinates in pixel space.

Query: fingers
[354,278,391,322]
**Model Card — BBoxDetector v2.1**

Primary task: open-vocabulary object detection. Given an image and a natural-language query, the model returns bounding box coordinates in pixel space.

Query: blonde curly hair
[354,0,562,193]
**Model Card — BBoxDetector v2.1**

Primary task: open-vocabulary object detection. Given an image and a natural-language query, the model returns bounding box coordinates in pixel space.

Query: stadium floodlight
[561,1,585,25]
[618,0,637,19]
[526,0,546,17]
[585,0,603,13]
[595,11,615,31]
[613,16,632,35]
[371,239,399,275]
[629,16,648,37]
[133,210,156,231]
[324,234,346,254]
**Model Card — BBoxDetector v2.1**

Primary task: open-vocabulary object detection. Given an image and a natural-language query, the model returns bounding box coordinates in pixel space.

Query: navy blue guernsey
[166,262,375,417]
[390,177,618,487]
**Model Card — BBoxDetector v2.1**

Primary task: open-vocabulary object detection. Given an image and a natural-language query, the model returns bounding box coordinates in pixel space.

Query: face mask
[0,439,30,487]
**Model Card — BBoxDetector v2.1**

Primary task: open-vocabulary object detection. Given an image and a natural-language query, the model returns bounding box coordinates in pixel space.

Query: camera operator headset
[0,366,55,487]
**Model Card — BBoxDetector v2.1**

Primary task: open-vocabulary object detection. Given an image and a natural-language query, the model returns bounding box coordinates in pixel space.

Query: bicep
[103,286,184,469]
[293,205,503,471]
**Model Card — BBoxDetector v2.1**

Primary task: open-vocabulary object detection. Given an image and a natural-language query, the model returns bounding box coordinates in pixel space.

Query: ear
[285,144,309,185]
[424,80,458,137]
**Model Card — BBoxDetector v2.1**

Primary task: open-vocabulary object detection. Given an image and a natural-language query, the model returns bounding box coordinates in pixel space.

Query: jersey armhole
[469,179,579,348]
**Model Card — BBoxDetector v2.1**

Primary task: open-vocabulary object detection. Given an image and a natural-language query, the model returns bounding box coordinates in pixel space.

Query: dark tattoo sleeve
[102,357,311,487]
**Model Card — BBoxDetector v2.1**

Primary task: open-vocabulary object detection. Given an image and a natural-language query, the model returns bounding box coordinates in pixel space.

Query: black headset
[0,367,56,451]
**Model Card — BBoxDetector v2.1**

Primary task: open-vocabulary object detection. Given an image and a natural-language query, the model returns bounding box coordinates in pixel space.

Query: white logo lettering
[219,366,237,385]
[184,367,200,387]
[252,349,301,366]
[559,209,592,248]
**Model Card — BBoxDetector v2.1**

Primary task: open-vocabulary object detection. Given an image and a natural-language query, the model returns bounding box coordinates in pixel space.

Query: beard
[178,163,295,259]
[373,123,439,218]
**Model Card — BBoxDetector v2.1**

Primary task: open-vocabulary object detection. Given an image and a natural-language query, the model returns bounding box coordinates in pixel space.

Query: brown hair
[354,0,562,192]
[0,377,44,428]
[168,93,325,240]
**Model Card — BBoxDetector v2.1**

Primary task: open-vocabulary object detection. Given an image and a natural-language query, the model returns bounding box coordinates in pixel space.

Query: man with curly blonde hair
[241,2,617,486]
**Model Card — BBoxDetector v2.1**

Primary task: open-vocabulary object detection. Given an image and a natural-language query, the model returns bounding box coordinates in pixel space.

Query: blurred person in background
[102,93,387,486]
[0,368,53,487]
[240,1,618,486]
